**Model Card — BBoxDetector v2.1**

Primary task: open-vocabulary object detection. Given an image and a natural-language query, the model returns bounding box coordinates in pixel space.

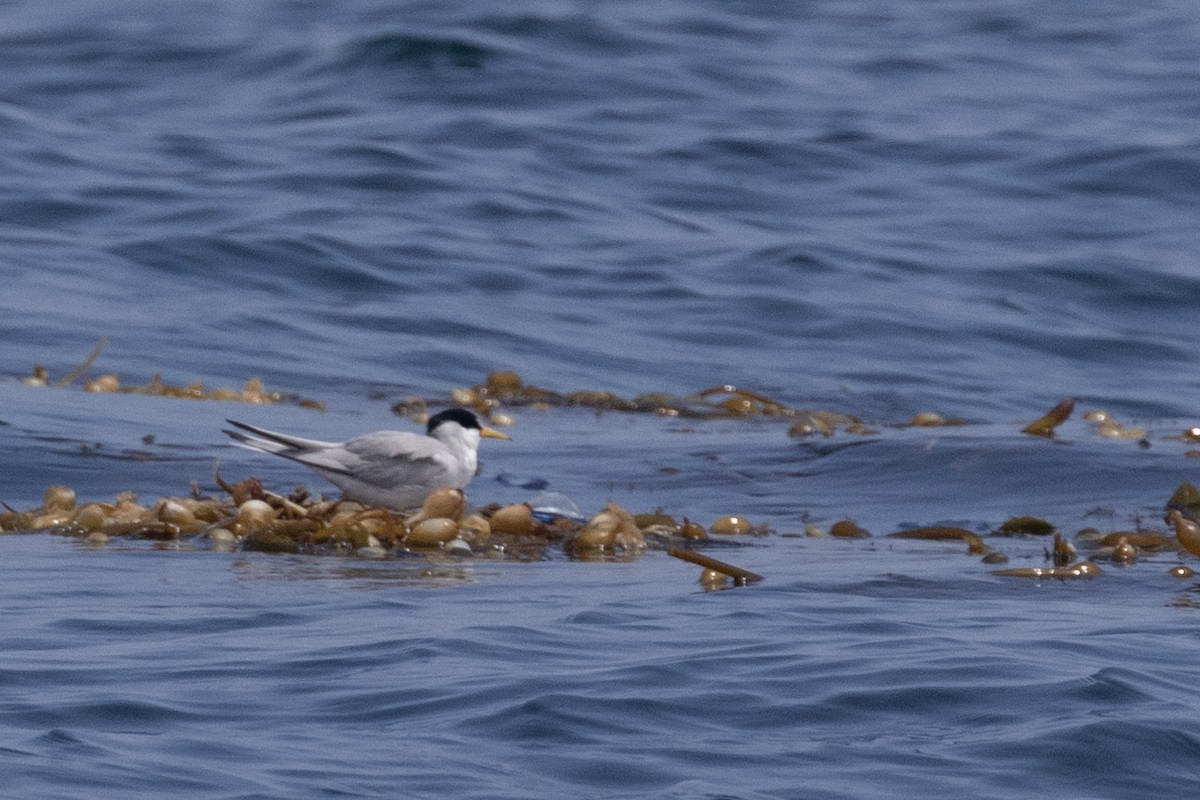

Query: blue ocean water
[3,1,1200,797]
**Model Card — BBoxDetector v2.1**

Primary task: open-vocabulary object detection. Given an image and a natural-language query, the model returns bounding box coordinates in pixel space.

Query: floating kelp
[565,501,646,555]
[1163,427,1200,447]
[1167,510,1200,558]
[1165,482,1200,520]
[888,526,989,556]
[393,371,866,432]
[388,372,1199,452]
[1049,532,1076,566]
[1084,409,1148,442]
[995,516,1055,536]
[667,546,763,586]
[993,561,1102,579]
[787,411,871,438]
[1094,531,1172,551]
[889,525,975,543]
[3,475,1199,597]
[20,339,326,410]
[1,476,739,566]
[1021,397,1075,437]
[710,514,768,536]
[830,519,872,539]
[1109,536,1138,564]
[906,412,969,428]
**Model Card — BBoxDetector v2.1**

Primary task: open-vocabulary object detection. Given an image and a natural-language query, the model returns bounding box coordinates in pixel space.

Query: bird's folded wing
[341,432,444,465]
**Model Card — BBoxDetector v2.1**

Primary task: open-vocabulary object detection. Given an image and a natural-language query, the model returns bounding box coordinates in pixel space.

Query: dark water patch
[31,728,106,753]
[421,115,545,152]
[853,56,945,76]
[466,691,700,745]
[0,197,109,228]
[465,197,578,225]
[48,610,306,639]
[971,719,1200,796]
[109,234,415,298]
[154,133,269,172]
[1001,260,1200,312]
[963,13,1026,36]
[333,32,499,72]
[474,11,653,57]
[326,143,433,172]
[17,697,194,731]
[1020,144,1200,202]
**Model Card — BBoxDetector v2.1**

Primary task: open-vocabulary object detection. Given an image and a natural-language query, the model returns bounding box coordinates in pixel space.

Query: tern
[223,408,508,510]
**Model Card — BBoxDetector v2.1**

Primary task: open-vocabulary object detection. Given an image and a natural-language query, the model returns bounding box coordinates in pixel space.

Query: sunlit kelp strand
[391,373,1199,448]
[4,478,1200,595]
[17,339,325,410]
[393,371,868,432]
[992,561,1102,579]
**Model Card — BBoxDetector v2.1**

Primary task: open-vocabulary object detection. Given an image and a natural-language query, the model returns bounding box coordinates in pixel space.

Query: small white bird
[223,408,509,510]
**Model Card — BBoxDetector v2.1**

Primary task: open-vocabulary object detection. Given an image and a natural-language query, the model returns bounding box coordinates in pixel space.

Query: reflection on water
[230,555,483,587]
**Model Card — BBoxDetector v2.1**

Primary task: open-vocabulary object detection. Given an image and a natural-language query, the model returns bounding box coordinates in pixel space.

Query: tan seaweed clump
[488,503,534,536]
[566,501,645,555]
[710,515,754,536]
[406,488,466,527]
[1167,510,1200,559]
[21,339,325,410]
[0,487,233,541]
[404,518,459,548]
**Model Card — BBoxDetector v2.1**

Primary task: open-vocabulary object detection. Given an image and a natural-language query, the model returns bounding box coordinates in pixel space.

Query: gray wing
[340,431,447,470]
[319,431,456,496]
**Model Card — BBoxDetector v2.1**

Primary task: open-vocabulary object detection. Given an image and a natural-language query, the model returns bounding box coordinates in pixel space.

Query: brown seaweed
[1021,397,1076,437]
[667,547,763,585]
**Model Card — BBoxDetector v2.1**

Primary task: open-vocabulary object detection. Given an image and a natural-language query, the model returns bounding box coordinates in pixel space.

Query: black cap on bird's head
[426,408,510,440]
[427,408,481,433]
